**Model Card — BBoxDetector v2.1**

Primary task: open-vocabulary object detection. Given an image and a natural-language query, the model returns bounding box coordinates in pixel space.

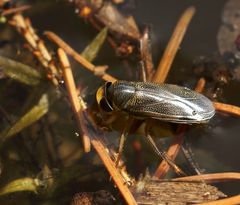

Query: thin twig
[140,27,154,81]
[214,102,240,117]
[154,78,205,178]
[45,31,116,82]
[198,195,240,205]
[58,48,90,152]
[2,5,31,16]
[195,77,206,93]
[152,7,195,83]
[57,48,137,205]
[10,14,59,85]
[173,172,240,183]
[90,136,137,205]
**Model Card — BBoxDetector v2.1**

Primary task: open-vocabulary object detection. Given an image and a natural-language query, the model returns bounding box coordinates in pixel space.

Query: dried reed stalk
[152,7,195,83]
[174,172,240,183]
[214,102,240,117]
[45,31,116,83]
[58,48,90,152]
[10,14,59,85]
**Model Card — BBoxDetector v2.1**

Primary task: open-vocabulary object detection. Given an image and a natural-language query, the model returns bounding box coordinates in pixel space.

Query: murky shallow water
[1,0,239,203]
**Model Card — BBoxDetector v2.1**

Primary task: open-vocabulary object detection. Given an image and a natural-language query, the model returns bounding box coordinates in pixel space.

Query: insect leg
[145,121,186,176]
[181,139,204,175]
[115,116,134,167]
[140,61,147,82]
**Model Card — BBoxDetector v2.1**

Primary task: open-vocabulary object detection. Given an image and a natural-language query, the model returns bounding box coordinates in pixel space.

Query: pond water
[1,0,239,204]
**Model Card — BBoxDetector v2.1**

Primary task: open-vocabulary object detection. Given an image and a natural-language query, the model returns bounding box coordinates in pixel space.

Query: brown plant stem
[152,7,195,83]
[214,102,240,117]
[90,136,137,205]
[10,14,59,85]
[2,5,31,16]
[58,48,91,152]
[174,172,240,183]
[195,77,206,93]
[45,31,116,83]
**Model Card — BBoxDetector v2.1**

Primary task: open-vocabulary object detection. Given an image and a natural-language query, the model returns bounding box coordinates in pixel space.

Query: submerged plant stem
[152,7,195,83]
[58,48,91,152]
[214,102,240,117]
[45,31,116,82]
[174,172,240,183]
[10,14,59,85]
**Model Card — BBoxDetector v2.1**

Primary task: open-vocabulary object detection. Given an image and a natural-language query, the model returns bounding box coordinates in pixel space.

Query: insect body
[97,80,215,123]
[96,80,215,176]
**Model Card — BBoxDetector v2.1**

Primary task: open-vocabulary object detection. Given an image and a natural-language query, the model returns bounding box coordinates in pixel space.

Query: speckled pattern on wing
[108,81,215,123]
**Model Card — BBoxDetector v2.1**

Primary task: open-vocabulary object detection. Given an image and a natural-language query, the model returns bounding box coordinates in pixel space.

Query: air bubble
[75,132,80,137]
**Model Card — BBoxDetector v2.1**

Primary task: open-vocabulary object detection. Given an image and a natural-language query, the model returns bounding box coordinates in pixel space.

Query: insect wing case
[108,81,215,123]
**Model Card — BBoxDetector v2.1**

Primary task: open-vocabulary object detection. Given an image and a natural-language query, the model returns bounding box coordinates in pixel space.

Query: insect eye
[96,82,114,112]
[99,97,113,112]
[99,82,114,112]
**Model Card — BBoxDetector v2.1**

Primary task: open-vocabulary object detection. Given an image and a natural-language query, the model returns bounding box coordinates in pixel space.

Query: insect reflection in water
[96,80,215,176]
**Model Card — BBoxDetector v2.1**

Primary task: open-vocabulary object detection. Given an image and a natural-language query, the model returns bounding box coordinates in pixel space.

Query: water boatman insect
[96,81,215,175]
[97,81,215,123]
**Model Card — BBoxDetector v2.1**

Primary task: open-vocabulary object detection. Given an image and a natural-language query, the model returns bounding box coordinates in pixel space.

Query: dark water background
[1,0,240,204]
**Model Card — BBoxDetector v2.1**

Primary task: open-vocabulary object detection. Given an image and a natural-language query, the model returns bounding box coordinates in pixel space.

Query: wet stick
[58,48,91,152]
[152,7,195,83]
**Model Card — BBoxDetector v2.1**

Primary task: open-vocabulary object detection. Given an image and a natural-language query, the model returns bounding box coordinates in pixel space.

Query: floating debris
[71,190,115,205]
[132,174,226,205]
